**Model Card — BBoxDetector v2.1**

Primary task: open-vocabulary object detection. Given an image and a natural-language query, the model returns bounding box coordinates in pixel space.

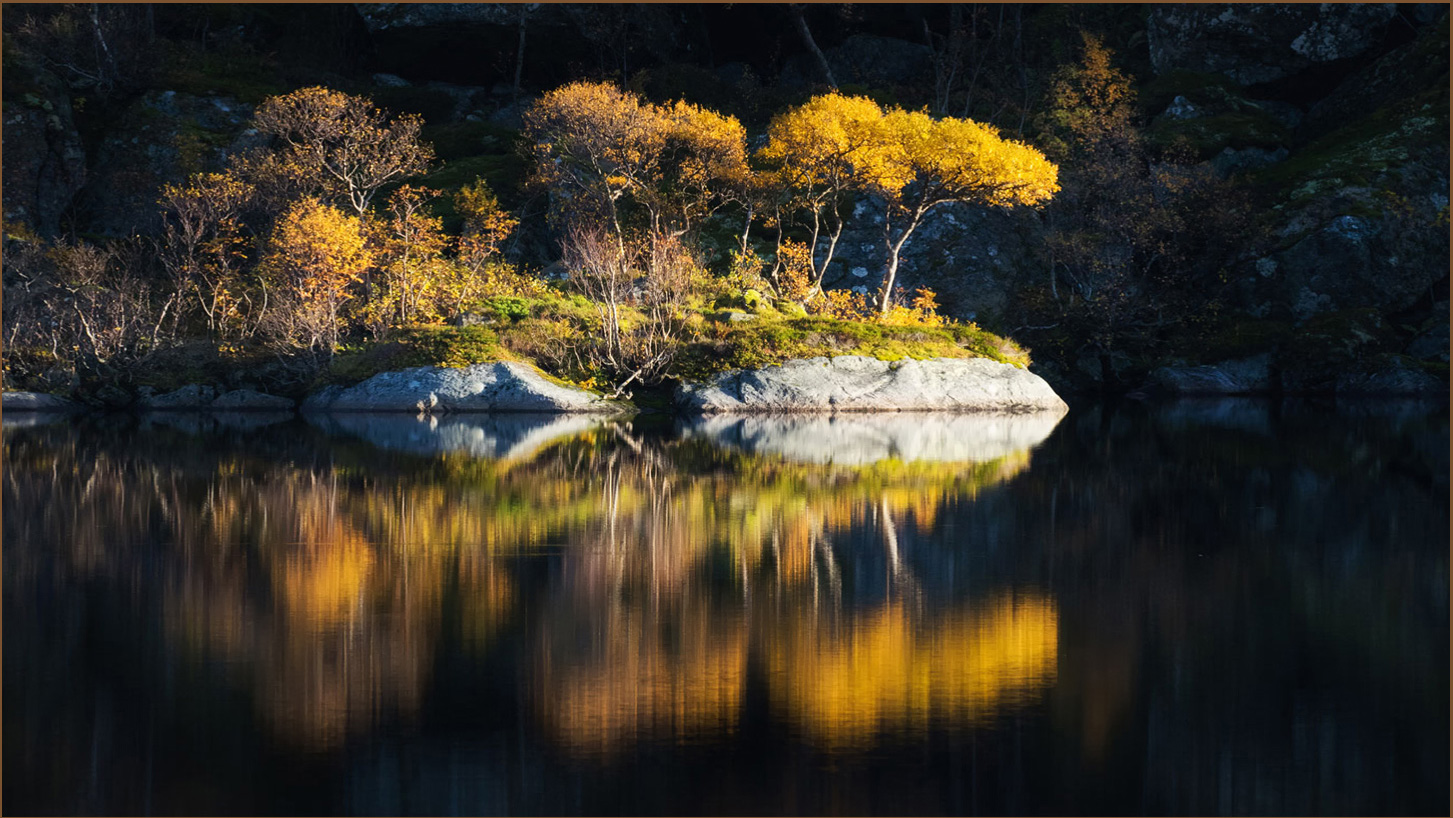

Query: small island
[5,77,1071,415]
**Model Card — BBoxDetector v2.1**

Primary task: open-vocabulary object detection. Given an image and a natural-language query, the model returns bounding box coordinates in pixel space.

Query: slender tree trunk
[809,215,845,300]
[513,4,533,101]
[789,4,837,89]
[878,212,923,316]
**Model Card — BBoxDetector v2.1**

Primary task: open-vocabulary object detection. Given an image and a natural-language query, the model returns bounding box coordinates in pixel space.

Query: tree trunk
[513,4,533,101]
[789,4,837,89]
[877,213,922,316]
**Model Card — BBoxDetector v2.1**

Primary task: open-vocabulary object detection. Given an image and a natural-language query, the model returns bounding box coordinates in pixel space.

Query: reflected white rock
[1,413,67,429]
[682,411,1066,466]
[312,412,610,461]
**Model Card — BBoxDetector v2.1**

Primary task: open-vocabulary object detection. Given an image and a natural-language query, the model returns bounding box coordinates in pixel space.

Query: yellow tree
[449,178,535,310]
[654,99,750,238]
[867,108,1060,315]
[765,92,1059,315]
[366,185,450,334]
[262,198,372,355]
[454,178,518,266]
[252,86,434,217]
[756,92,883,300]
[522,80,664,256]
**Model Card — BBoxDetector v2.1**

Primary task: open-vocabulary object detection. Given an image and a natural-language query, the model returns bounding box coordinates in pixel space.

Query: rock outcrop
[1150,355,1274,395]
[1,65,87,237]
[681,412,1065,466]
[1148,4,1399,85]
[303,362,625,413]
[75,90,259,237]
[676,356,1069,414]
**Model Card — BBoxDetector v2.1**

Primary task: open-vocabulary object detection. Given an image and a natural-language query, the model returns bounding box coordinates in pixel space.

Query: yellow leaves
[880,287,947,328]
[762,91,1059,211]
[266,198,371,303]
[758,91,885,194]
[813,288,873,321]
[773,239,816,303]
[662,99,750,191]
[454,178,518,260]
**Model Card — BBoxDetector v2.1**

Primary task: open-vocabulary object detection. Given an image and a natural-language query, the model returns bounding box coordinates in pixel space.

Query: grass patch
[671,315,1029,382]
[327,325,504,384]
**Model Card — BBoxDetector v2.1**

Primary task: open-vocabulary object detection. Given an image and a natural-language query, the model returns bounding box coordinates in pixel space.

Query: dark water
[3,399,1447,816]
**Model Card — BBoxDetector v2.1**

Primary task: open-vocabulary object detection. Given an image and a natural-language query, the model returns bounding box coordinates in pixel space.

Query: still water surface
[3,400,1447,815]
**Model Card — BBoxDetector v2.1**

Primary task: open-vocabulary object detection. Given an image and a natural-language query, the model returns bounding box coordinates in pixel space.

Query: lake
[3,399,1447,815]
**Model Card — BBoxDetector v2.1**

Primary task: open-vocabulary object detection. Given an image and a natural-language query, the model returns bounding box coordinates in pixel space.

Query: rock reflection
[682,411,1065,465]
[310,412,611,461]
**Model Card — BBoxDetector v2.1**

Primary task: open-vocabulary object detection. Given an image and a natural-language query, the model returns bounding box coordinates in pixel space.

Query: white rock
[677,356,1069,414]
[305,362,626,413]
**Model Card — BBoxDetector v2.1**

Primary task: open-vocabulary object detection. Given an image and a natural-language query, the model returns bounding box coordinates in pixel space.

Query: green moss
[671,315,1029,382]
[327,325,503,384]
[1253,86,1449,203]
[1148,110,1289,158]
[154,42,290,104]
[422,120,519,162]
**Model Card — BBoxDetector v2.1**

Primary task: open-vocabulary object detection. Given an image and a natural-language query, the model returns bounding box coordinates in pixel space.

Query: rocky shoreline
[7,351,1449,419]
[5,356,1069,416]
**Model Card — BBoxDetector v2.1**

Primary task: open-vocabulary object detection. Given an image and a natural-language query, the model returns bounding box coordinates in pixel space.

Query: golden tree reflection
[766,595,1059,751]
[4,415,1058,755]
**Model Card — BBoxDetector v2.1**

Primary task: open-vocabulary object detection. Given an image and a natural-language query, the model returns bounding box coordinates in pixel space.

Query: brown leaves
[522,81,749,238]
[253,86,434,216]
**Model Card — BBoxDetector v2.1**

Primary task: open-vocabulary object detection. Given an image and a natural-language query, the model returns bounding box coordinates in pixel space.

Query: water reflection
[766,594,1058,751]
[4,401,1447,815]
[310,411,610,461]
[682,410,1064,465]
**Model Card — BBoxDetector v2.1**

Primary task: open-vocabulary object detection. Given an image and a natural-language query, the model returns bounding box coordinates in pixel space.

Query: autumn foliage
[262,198,372,355]
[759,92,1059,314]
[5,77,1059,394]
